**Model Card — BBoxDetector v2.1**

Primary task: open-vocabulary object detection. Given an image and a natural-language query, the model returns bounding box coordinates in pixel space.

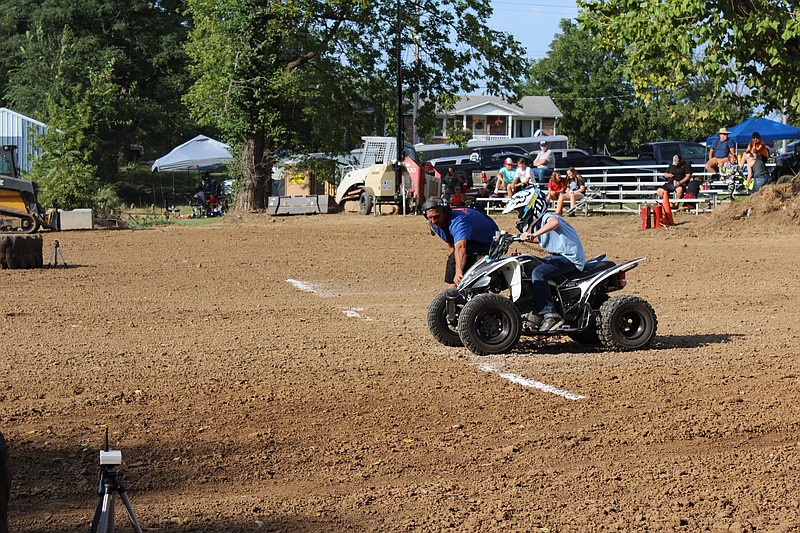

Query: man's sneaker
[539,314,564,332]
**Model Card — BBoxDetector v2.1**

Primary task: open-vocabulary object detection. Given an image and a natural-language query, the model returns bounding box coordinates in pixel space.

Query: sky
[488,0,579,60]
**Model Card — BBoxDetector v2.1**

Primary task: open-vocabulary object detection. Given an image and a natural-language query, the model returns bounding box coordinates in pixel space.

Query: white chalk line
[286,279,374,321]
[479,363,586,401]
[342,307,374,321]
[288,278,582,398]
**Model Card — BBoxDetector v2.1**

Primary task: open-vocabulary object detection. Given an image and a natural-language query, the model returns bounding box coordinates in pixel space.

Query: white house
[435,95,562,142]
[0,107,47,173]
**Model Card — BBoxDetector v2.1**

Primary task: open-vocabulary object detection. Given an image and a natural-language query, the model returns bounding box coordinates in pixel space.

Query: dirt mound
[690,175,800,236]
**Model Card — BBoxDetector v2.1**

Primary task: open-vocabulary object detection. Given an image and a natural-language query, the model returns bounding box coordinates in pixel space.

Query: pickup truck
[628,141,708,166]
[772,141,800,182]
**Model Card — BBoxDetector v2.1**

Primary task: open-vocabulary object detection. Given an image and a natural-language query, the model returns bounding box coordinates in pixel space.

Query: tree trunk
[234,132,271,212]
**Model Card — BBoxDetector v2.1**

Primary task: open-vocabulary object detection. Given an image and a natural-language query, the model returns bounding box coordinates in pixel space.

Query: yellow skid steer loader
[0,145,59,233]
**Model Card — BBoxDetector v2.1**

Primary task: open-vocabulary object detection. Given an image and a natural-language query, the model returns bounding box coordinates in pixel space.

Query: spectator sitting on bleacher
[658,154,692,208]
[555,167,586,216]
[546,171,567,203]
[679,175,703,211]
[492,157,516,197]
[508,157,534,197]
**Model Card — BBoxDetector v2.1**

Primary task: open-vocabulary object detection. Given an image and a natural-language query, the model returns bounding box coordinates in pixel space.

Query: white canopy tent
[151,135,233,172]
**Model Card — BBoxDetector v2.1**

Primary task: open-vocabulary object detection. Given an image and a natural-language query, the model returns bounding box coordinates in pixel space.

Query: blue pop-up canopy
[706,117,800,146]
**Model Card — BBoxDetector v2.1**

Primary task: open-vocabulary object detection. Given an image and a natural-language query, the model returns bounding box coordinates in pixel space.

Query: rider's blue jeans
[531,255,576,316]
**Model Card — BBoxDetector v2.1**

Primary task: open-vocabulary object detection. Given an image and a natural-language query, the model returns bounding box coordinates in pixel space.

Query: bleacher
[473,163,759,215]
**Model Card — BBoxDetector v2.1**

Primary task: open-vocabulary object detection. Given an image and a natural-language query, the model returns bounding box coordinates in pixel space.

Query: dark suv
[633,141,707,166]
[469,145,529,170]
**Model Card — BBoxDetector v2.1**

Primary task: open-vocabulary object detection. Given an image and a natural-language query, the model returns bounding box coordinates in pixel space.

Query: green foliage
[445,129,474,150]
[527,20,749,154]
[0,0,194,178]
[577,0,800,123]
[183,0,527,211]
[95,185,124,216]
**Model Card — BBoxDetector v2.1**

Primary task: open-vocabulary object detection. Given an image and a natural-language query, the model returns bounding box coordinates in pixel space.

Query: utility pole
[395,0,404,193]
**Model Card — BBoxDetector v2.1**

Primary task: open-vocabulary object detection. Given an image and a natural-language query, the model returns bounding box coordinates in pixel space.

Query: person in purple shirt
[423,198,499,287]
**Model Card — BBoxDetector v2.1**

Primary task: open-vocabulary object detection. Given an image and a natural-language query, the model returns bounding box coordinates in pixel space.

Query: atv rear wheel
[597,295,657,351]
[427,289,463,347]
[458,293,521,356]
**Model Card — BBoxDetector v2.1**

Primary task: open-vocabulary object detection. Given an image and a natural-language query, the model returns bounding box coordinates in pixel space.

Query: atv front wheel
[597,295,657,351]
[458,293,521,356]
[427,289,463,347]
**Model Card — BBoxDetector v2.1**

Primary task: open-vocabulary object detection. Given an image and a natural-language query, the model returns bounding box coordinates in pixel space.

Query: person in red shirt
[546,170,567,203]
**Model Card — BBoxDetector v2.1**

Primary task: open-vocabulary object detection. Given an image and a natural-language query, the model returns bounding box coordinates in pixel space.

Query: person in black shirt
[657,154,693,208]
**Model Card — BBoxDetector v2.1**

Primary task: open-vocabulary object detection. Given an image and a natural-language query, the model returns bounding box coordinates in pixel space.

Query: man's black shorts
[445,251,480,284]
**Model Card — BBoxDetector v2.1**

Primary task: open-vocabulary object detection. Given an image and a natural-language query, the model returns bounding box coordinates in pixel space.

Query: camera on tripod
[99,450,122,466]
[90,429,142,533]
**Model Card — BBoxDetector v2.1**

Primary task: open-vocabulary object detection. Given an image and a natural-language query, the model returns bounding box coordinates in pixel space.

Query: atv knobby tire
[597,295,657,351]
[427,288,464,347]
[0,235,43,269]
[458,293,521,356]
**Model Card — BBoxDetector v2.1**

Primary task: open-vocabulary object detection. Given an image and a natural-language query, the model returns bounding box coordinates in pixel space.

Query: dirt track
[2,187,800,531]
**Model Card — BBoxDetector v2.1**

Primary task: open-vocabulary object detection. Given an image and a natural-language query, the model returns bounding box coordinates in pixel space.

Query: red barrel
[653,204,663,228]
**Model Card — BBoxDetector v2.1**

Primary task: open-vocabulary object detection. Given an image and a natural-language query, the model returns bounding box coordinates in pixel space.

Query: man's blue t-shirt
[431,207,499,246]
[711,138,735,158]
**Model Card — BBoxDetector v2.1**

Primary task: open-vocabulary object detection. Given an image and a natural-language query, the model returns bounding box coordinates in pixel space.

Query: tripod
[89,432,142,533]
[48,239,68,268]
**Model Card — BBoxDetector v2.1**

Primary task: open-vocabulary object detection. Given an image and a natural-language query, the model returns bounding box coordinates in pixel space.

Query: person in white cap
[492,157,517,197]
[705,127,736,174]
[532,140,555,183]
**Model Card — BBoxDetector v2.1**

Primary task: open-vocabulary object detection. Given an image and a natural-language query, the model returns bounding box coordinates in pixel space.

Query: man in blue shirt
[423,198,499,287]
[519,192,586,332]
[705,127,736,174]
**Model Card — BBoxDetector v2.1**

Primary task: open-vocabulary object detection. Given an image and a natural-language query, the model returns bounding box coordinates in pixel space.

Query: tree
[183,0,527,212]
[0,0,193,178]
[527,20,749,154]
[25,64,117,211]
[577,0,800,123]
[527,20,633,153]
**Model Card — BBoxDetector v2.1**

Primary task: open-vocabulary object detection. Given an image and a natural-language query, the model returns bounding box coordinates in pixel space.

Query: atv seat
[561,255,616,281]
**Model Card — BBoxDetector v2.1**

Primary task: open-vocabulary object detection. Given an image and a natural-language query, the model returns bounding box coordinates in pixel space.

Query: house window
[435,118,462,138]
[514,120,542,137]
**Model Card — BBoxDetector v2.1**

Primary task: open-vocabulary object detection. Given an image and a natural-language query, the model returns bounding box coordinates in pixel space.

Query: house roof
[444,95,562,118]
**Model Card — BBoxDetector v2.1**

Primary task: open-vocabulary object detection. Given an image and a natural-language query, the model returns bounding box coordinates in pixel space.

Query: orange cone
[660,193,675,226]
